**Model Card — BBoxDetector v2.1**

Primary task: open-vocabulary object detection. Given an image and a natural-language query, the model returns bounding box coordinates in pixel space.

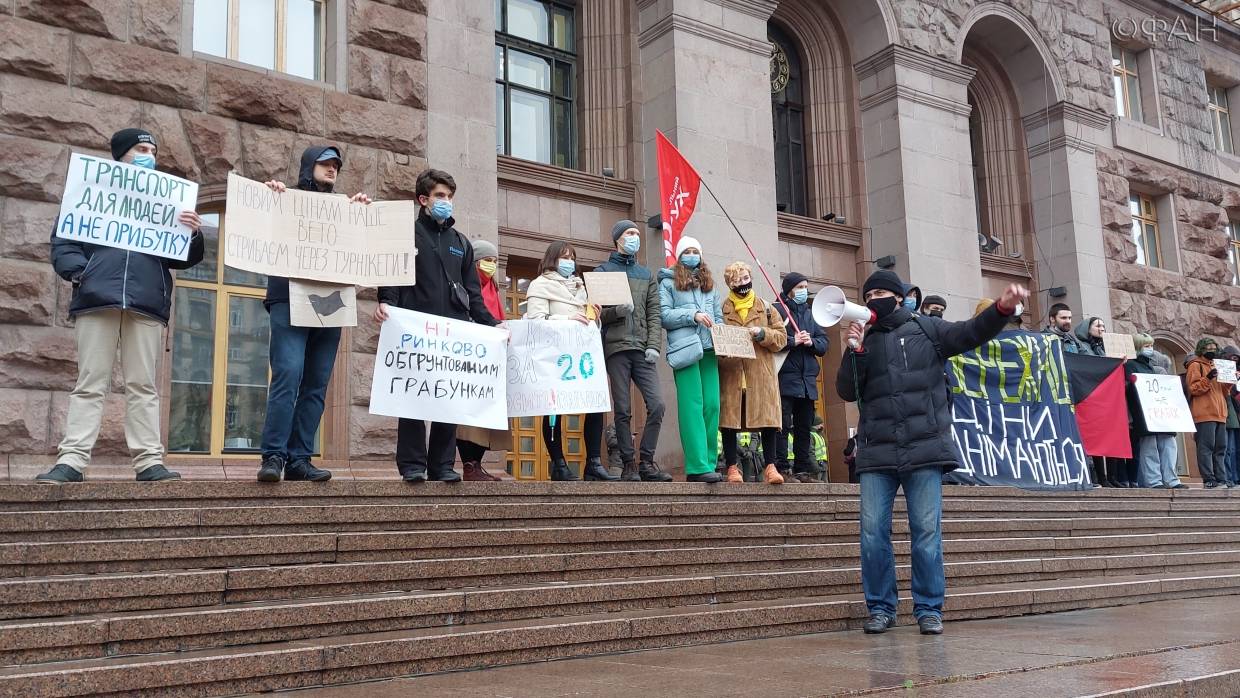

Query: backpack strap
[910,314,945,360]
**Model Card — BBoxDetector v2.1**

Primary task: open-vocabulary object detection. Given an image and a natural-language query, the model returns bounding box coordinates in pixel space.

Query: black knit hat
[611,219,638,242]
[110,128,157,161]
[782,271,808,296]
[862,269,905,297]
[921,294,947,310]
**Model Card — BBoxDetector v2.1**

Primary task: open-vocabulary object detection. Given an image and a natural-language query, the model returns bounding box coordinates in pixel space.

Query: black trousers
[396,419,457,476]
[542,413,603,461]
[776,396,816,473]
[457,439,486,463]
[721,428,778,468]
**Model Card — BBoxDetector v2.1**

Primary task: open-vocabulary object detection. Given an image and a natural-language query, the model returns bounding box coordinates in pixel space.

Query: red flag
[655,131,702,266]
[1065,354,1132,459]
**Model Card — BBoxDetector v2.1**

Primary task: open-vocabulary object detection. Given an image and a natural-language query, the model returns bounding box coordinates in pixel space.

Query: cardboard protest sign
[222,172,417,286]
[582,272,633,306]
[506,319,611,417]
[289,280,357,327]
[56,153,199,261]
[1214,358,1237,384]
[943,330,1092,490]
[710,325,757,359]
[1133,374,1197,433]
[1102,332,1136,359]
[368,307,508,430]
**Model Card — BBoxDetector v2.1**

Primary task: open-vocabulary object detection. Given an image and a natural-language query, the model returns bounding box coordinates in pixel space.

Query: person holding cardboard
[255,146,372,484]
[454,238,509,482]
[40,128,206,484]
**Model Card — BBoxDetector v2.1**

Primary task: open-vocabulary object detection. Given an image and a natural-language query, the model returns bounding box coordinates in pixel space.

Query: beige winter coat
[524,272,592,324]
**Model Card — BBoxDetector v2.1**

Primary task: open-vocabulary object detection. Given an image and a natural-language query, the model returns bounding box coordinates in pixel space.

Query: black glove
[1208,369,1219,380]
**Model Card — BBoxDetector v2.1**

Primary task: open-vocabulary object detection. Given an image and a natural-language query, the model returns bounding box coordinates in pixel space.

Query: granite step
[1,571,1237,697]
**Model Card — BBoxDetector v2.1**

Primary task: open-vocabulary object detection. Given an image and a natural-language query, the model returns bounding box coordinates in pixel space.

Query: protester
[659,236,723,483]
[524,241,615,482]
[920,295,947,318]
[375,169,500,482]
[902,284,923,314]
[453,238,510,481]
[773,272,829,482]
[251,146,372,483]
[40,128,207,484]
[1222,345,1240,488]
[717,261,789,485]
[1127,333,1186,489]
[1043,303,1086,354]
[1075,317,1107,357]
[838,269,1028,636]
[1187,337,1230,488]
[595,220,672,482]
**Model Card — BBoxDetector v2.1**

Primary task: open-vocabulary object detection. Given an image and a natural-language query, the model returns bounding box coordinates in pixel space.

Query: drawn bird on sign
[308,290,347,318]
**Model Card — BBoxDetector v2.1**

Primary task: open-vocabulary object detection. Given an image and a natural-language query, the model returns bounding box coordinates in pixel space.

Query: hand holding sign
[1214,359,1236,384]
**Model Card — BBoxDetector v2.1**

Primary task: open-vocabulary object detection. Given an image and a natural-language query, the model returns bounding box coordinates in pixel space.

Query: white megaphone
[811,286,875,348]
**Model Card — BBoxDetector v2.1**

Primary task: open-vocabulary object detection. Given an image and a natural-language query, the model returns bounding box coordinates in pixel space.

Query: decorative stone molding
[776,212,864,249]
[637,11,771,57]
[1023,102,1114,157]
[855,45,976,87]
[719,0,778,21]
[497,156,637,208]
[858,84,973,117]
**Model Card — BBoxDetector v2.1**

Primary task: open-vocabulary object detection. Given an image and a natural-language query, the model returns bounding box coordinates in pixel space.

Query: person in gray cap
[454,237,509,481]
[593,219,672,481]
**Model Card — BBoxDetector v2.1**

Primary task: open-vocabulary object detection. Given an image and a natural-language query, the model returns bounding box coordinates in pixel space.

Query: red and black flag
[1064,353,1132,459]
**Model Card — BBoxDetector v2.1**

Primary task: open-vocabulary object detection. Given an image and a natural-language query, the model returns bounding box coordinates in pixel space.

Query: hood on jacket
[1074,317,1101,343]
[902,284,922,309]
[297,145,342,192]
[658,267,675,281]
[1222,345,1240,360]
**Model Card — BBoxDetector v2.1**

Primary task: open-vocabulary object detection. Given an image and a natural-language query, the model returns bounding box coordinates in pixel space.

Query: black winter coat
[377,210,499,325]
[836,304,1010,476]
[266,145,335,309]
[775,295,828,400]
[50,173,205,325]
[1126,354,1169,437]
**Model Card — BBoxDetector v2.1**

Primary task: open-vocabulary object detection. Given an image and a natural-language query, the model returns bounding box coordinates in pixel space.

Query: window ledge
[497,155,637,206]
[980,253,1033,277]
[776,212,863,248]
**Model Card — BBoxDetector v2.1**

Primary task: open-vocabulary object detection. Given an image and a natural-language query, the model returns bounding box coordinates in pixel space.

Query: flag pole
[696,179,802,335]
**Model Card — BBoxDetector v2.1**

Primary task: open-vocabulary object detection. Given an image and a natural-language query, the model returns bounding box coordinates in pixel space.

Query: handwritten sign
[506,319,611,417]
[710,324,757,359]
[1133,374,1197,432]
[1102,332,1136,359]
[583,272,633,306]
[368,306,508,429]
[1215,358,1238,384]
[222,172,417,286]
[289,280,357,327]
[56,153,199,261]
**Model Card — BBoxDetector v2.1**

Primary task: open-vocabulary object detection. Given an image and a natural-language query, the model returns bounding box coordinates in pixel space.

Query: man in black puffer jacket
[773,271,828,481]
[40,128,206,484]
[837,269,1027,637]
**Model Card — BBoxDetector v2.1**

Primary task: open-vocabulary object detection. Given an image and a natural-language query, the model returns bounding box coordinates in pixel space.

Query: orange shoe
[725,464,743,483]
[763,464,784,485]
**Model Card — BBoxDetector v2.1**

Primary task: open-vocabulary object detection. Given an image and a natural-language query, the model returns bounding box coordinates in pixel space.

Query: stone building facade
[0,0,1238,480]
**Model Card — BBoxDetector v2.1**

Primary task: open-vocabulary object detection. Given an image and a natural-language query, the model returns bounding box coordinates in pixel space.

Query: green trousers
[673,350,720,475]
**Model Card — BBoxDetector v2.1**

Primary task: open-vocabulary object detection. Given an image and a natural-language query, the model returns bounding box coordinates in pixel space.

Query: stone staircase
[0,482,1238,697]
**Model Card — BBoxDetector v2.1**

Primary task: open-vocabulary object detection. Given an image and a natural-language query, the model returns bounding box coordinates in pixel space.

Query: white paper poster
[368,307,509,430]
[506,319,612,417]
[1133,374,1197,433]
[1214,359,1237,384]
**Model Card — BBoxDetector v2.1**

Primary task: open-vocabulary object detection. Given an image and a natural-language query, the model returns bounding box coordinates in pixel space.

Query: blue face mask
[903,297,917,310]
[622,235,640,255]
[131,154,156,170]
[557,259,576,278]
[680,254,700,268]
[1140,347,1154,357]
[792,288,809,304]
[429,199,453,222]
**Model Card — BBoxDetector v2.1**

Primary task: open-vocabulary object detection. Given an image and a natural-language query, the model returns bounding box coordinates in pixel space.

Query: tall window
[169,212,282,455]
[769,23,807,217]
[1209,84,1234,155]
[193,0,325,81]
[1228,217,1240,285]
[968,93,989,243]
[495,0,576,168]
[1112,46,1143,121]
[1130,194,1162,268]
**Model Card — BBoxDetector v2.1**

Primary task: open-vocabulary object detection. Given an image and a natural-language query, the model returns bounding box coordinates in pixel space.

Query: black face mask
[927,310,943,318]
[732,283,752,296]
[1204,351,1217,361]
[866,296,899,319]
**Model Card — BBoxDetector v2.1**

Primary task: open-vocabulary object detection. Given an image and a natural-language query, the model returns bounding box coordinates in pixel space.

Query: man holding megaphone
[836,269,1028,637]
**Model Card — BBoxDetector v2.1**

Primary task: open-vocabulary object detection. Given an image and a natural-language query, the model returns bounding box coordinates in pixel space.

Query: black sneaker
[863,614,896,634]
[402,468,428,483]
[686,472,723,483]
[257,454,285,483]
[638,461,674,482]
[430,467,462,483]
[1206,481,1220,489]
[35,464,83,484]
[284,458,332,482]
[136,464,181,482]
[918,616,944,635]
[1171,483,1189,489]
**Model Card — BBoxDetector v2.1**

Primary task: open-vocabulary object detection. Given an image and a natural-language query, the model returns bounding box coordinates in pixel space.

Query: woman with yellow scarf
[718,261,789,484]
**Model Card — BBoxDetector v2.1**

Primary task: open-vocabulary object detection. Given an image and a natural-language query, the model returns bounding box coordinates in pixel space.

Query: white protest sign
[368,307,509,430]
[222,172,418,286]
[1133,374,1197,433]
[506,319,611,417]
[710,324,757,358]
[1102,332,1136,359]
[1214,359,1237,384]
[56,153,199,261]
[289,280,357,327]
[582,272,633,306]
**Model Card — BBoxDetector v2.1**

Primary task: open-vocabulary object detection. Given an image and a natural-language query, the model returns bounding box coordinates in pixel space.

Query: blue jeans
[860,467,945,620]
[1138,435,1181,488]
[260,302,341,461]
[1228,429,1240,484]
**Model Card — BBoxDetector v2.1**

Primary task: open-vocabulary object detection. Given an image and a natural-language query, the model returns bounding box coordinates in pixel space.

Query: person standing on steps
[524,241,617,482]
[838,269,1028,637]
[1187,337,1230,489]
[773,272,829,483]
[375,169,501,483]
[595,219,672,482]
[659,236,724,483]
[254,146,372,485]
[39,128,206,484]
[453,238,509,482]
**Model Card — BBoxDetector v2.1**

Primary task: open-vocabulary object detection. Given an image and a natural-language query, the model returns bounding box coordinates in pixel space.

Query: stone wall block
[129,0,182,52]
[348,46,390,101]
[16,0,127,40]
[0,75,142,151]
[0,197,57,262]
[206,63,325,134]
[239,124,298,184]
[352,302,380,353]
[0,259,56,325]
[1177,222,1228,258]
[0,15,71,83]
[1175,197,1224,231]
[349,406,397,459]
[141,105,200,182]
[181,112,243,184]
[368,0,426,13]
[1099,200,1132,233]
[0,325,77,390]
[349,351,374,406]
[325,92,425,154]
[1183,250,1232,285]
[376,151,428,200]
[73,35,205,110]
[334,145,380,201]
[389,57,427,110]
[1096,172,1128,204]
[348,0,427,61]
[0,388,53,454]
[0,136,68,203]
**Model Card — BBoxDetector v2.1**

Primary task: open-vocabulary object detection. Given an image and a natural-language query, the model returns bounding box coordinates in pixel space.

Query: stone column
[1022,102,1114,326]
[855,46,981,317]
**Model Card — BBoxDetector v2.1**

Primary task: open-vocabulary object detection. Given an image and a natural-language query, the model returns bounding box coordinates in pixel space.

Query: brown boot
[725,465,743,483]
[463,461,500,482]
[763,464,785,485]
[620,462,641,482]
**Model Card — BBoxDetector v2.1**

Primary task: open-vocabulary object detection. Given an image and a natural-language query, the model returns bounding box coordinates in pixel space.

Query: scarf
[729,290,755,322]
[479,272,503,322]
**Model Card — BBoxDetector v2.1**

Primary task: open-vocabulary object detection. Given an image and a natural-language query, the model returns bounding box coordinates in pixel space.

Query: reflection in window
[495,0,575,167]
[1111,45,1142,121]
[193,0,325,81]
[1208,84,1234,155]
[1129,194,1162,268]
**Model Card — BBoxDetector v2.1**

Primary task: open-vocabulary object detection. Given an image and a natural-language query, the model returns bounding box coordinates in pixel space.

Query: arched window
[769,23,808,217]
